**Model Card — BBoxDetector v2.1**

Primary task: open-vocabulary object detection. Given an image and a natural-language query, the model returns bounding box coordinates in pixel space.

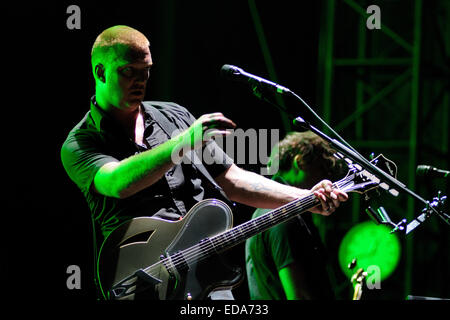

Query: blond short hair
[91,25,149,67]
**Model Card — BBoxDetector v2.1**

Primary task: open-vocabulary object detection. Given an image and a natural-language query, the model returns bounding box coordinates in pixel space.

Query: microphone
[416,165,450,178]
[220,64,291,95]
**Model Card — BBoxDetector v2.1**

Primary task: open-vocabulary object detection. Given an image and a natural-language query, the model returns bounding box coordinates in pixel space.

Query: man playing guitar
[61,25,348,299]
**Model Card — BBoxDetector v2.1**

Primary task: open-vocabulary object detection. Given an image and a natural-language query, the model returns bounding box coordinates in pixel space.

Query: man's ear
[95,64,105,83]
[293,154,303,171]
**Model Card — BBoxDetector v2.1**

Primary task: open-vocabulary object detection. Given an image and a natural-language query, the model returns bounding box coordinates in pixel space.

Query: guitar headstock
[335,154,399,197]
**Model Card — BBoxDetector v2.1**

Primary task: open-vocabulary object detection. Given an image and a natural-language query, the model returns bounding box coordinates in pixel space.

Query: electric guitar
[97,154,398,300]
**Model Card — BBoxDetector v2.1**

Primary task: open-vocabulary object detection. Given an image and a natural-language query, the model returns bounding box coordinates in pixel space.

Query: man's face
[104,44,153,111]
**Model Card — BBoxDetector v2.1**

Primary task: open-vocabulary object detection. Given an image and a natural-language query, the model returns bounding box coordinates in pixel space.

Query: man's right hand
[181,112,236,150]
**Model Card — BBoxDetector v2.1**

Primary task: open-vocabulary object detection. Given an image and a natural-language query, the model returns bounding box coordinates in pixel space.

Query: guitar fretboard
[160,193,319,278]
[210,194,318,252]
[162,174,358,272]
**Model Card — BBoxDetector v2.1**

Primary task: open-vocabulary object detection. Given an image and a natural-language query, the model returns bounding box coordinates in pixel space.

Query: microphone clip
[365,206,407,234]
[405,191,449,234]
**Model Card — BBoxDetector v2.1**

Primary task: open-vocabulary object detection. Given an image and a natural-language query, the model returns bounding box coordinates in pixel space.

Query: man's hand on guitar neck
[310,180,348,216]
[216,165,348,215]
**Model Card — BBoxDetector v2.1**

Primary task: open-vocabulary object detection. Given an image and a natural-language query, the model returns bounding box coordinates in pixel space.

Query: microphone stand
[257,87,449,234]
[293,114,450,232]
[225,64,449,233]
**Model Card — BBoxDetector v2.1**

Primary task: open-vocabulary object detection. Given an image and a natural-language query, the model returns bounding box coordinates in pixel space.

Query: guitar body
[97,199,243,300]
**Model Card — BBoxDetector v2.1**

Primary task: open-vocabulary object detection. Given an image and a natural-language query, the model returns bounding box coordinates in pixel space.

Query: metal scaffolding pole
[248,0,292,132]
[405,0,422,297]
[318,0,336,130]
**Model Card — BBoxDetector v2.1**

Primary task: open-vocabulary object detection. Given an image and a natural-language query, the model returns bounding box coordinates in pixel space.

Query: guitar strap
[143,101,234,207]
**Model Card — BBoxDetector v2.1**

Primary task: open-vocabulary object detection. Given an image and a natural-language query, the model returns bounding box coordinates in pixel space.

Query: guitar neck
[156,193,321,281]
[165,174,358,272]
[210,193,319,253]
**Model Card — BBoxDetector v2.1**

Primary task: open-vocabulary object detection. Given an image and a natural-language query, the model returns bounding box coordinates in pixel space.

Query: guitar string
[141,175,356,277]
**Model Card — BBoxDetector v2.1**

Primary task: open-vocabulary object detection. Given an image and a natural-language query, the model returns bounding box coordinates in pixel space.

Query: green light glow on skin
[276,167,306,186]
[279,264,304,300]
[338,221,401,281]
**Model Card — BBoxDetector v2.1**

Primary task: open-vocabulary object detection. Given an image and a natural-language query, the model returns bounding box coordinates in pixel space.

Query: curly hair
[268,131,345,179]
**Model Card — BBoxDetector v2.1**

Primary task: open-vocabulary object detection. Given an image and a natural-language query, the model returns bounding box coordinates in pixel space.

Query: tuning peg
[389,188,399,197]
[377,182,399,197]
[369,152,379,165]
[333,152,345,159]
[379,182,390,190]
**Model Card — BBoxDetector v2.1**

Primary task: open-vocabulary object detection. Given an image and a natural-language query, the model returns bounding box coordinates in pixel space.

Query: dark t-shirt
[245,206,334,300]
[61,98,233,240]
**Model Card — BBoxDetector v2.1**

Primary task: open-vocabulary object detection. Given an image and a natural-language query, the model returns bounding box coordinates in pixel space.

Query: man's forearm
[94,134,186,199]
[216,165,310,209]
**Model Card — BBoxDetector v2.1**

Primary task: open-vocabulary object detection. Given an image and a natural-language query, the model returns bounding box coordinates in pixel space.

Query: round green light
[338,221,401,281]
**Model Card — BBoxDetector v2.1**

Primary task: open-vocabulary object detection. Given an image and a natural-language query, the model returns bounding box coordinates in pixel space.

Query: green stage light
[338,221,401,281]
